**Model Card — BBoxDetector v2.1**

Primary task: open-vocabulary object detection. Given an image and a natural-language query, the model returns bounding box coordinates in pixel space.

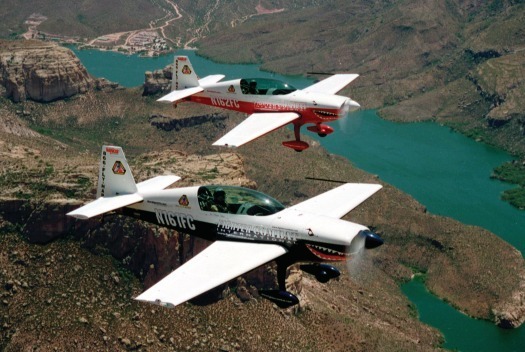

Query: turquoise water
[70,47,312,88]
[70,47,524,351]
[402,276,525,351]
[305,111,521,251]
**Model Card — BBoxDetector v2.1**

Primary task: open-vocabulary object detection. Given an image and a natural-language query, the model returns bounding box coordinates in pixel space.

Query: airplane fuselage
[181,79,355,127]
[120,185,368,263]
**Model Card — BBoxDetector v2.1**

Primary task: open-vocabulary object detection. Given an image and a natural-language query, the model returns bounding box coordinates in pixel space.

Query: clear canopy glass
[240,78,297,95]
[198,185,285,215]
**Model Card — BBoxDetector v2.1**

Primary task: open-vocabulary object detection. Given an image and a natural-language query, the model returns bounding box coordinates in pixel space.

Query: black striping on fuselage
[120,208,339,264]
[121,207,217,241]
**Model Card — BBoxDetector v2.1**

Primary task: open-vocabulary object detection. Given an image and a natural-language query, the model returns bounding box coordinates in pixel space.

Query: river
[70,47,525,351]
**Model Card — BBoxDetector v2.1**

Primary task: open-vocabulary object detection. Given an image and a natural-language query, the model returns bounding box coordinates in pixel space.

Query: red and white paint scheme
[158,56,361,151]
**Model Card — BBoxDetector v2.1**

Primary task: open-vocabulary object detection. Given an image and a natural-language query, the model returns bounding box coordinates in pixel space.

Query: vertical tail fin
[172,55,199,91]
[97,146,137,198]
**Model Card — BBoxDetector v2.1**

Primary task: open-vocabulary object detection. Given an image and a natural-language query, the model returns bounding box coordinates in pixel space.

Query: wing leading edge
[213,112,299,148]
[302,74,359,95]
[135,240,288,308]
[283,183,382,219]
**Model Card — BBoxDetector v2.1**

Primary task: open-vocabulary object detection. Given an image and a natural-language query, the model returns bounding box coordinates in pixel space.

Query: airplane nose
[361,229,383,249]
[347,229,383,253]
[345,98,360,111]
[341,99,360,116]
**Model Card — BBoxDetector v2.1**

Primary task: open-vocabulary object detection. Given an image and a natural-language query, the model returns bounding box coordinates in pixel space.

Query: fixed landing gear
[307,123,334,138]
[282,123,310,152]
[282,140,309,152]
[259,260,341,308]
[300,263,340,283]
[259,256,299,308]
[282,123,335,151]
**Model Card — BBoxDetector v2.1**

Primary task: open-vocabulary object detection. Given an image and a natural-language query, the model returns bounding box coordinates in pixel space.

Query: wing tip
[212,141,237,148]
[66,212,89,220]
[134,296,176,308]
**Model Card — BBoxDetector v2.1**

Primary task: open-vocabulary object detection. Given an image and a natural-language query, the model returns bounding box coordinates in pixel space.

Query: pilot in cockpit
[210,188,229,213]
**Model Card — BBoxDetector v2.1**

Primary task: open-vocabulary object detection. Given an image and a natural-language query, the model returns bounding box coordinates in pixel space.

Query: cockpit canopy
[198,185,285,216]
[240,78,297,95]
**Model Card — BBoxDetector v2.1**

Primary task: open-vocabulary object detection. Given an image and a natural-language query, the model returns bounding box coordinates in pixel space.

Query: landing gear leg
[259,256,299,308]
[294,123,301,144]
[282,123,310,151]
[276,257,290,291]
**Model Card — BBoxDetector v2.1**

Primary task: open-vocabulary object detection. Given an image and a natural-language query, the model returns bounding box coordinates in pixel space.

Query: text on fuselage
[210,97,240,108]
[155,208,195,230]
[254,101,307,111]
[217,219,298,241]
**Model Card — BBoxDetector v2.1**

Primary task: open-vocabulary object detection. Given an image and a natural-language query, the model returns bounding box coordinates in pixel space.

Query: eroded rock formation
[0,40,118,103]
[143,64,171,96]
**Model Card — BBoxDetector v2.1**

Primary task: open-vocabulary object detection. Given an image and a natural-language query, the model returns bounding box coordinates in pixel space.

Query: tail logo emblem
[112,161,126,175]
[182,65,191,75]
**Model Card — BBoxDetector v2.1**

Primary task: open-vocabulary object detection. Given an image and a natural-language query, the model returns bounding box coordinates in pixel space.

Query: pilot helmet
[214,188,226,200]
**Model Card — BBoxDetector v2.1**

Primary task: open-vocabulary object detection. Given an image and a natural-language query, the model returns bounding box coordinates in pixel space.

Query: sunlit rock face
[0,40,93,102]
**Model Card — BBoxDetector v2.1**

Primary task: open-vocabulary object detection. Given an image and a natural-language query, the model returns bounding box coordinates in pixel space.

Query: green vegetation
[492,161,525,209]
[502,187,525,209]
[493,161,525,185]
[33,116,123,148]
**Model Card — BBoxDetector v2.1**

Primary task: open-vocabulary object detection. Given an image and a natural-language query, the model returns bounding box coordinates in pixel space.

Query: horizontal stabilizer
[67,193,143,220]
[199,74,225,86]
[213,112,299,148]
[302,74,359,95]
[284,183,382,219]
[136,175,181,193]
[135,240,287,308]
[157,86,204,103]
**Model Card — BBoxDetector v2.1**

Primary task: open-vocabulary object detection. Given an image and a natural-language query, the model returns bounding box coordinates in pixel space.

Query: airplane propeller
[346,229,383,282]
[337,98,361,135]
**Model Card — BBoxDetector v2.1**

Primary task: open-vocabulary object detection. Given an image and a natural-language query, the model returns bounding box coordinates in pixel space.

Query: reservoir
[71,47,524,351]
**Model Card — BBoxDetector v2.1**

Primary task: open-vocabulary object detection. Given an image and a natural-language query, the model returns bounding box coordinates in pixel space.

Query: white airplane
[157,56,361,151]
[67,146,383,308]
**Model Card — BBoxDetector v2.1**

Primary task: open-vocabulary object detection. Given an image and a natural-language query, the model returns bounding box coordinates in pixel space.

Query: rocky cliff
[143,65,172,96]
[149,112,228,132]
[0,40,118,103]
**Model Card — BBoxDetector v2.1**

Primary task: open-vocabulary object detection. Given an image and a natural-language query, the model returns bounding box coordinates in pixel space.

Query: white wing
[213,112,299,148]
[283,183,382,219]
[135,240,288,307]
[302,74,359,95]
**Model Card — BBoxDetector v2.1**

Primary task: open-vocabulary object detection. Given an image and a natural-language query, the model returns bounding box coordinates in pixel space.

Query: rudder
[172,55,199,91]
[97,146,137,198]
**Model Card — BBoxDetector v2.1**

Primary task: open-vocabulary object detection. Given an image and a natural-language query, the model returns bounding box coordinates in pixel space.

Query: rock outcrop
[149,112,228,131]
[0,40,94,102]
[492,271,525,328]
[143,64,172,96]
